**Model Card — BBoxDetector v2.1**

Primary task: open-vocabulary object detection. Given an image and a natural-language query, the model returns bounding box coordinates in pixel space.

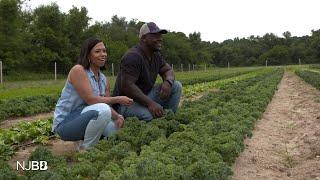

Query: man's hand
[115,114,125,128]
[148,101,164,118]
[159,81,172,100]
[117,96,134,106]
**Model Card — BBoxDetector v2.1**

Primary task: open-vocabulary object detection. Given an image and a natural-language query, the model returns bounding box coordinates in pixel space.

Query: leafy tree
[65,6,90,64]
[259,45,290,65]
[27,3,70,71]
[1,1,320,74]
[162,32,194,65]
[0,0,24,71]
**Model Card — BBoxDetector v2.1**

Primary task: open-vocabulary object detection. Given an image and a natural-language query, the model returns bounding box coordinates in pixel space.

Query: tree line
[1,0,319,74]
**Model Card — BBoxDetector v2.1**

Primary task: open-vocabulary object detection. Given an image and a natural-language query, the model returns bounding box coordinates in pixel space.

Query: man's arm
[121,73,152,107]
[159,63,175,82]
[158,63,175,100]
[121,73,164,118]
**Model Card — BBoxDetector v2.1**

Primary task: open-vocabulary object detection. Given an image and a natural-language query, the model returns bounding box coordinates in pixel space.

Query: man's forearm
[123,84,153,107]
[162,69,175,82]
[160,64,175,82]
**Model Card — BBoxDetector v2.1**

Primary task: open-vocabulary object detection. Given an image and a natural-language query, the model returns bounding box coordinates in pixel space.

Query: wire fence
[0,61,217,83]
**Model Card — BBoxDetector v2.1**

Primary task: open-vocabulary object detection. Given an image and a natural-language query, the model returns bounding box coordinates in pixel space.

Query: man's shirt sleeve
[121,53,141,79]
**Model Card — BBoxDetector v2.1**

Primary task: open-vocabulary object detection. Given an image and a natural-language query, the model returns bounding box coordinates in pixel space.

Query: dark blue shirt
[113,44,166,96]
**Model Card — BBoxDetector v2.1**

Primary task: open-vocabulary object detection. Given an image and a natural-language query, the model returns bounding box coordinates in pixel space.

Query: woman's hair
[77,37,103,69]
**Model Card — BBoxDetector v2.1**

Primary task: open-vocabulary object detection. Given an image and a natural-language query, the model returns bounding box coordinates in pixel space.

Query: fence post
[0,61,2,84]
[265,59,268,67]
[171,64,174,71]
[181,64,183,72]
[112,63,114,77]
[205,64,206,72]
[188,64,191,72]
[228,61,230,69]
[54,61,57,81]
[299,58,301,65]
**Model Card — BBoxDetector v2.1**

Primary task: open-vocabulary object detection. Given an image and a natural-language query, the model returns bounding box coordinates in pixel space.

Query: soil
[232,72,320,180]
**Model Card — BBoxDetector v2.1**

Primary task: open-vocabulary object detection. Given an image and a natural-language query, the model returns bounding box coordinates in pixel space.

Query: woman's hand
[117,96,133,106]
[115,114,125,128]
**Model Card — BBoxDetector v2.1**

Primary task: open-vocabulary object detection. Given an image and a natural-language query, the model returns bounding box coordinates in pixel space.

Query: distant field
[0,67,260,100]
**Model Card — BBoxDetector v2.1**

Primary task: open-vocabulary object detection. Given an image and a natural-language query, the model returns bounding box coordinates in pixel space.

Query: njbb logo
[16,161,48,171]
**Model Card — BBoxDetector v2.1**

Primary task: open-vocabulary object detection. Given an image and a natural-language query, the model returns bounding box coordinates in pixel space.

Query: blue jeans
[55,103,116,149]
[118,81,182,121]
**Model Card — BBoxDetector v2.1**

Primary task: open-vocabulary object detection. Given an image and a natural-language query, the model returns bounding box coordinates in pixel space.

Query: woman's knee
[97,103,111,116]
[83,103,111,119]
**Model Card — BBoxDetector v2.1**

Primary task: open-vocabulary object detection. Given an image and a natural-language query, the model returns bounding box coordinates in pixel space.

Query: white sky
[26,0,320,43]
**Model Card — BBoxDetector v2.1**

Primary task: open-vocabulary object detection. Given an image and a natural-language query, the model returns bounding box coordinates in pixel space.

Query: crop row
[0,118,53,161]
[0,95,58,123]
[295,70,320,90]
[174,68,261,86]
[183,68,274,97]
[0,68,284,179]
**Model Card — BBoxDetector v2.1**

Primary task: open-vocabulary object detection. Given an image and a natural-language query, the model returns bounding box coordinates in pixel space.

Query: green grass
[3,71,67,82]
[0,77,116,100]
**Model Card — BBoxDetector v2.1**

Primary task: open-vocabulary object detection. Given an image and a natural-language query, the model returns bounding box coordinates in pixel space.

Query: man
[113,22,182,121]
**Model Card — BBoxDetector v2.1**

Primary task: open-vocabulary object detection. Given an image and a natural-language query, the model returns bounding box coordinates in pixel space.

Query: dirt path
[232,72,320,180]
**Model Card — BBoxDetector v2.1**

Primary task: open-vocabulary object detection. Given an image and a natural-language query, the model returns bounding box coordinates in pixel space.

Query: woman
[52,37,133,150]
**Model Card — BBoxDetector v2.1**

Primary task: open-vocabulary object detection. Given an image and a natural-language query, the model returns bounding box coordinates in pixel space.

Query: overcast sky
[26,0,320,42]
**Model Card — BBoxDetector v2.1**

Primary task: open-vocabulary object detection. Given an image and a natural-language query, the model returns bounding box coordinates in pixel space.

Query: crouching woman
[52,37,133,150]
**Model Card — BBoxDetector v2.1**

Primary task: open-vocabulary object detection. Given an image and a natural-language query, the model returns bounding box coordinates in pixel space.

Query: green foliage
[0,118,53,160]
[296,70,320,89]
[107,41,129,66]
[0,160,24,180]
[162,32,194,65]
[1,0,319,74]
[0,86,61,99]
[26,146,71,178]
[0,0,25,70]
[183,68,271,97]
[0,95,58,122]
[309,64,320,69]
[259,45,290,65]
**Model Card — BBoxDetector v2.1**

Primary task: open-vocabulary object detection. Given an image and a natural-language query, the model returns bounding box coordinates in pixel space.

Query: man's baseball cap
[139,22,168,39]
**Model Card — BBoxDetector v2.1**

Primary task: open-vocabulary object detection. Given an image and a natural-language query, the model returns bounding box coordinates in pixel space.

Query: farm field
[0,67,261,123]
[2,0,320,178]
[0,65,320,179]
